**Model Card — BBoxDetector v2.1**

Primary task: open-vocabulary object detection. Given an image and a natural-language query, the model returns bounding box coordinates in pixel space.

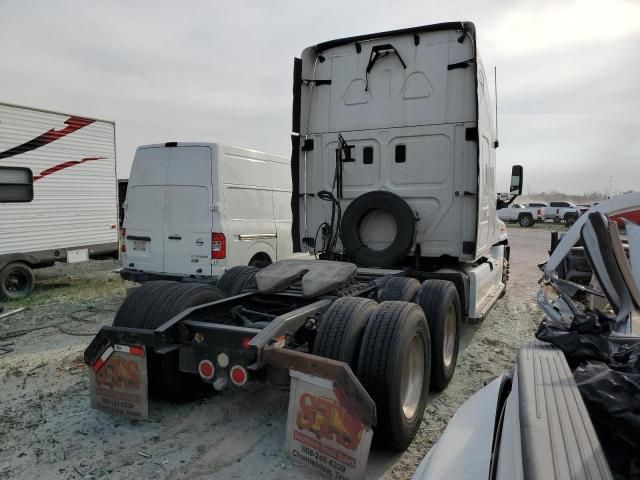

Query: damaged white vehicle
[413,193,640,480]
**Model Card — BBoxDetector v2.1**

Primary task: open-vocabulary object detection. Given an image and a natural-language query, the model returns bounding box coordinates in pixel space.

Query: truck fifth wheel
[85,21,521,454]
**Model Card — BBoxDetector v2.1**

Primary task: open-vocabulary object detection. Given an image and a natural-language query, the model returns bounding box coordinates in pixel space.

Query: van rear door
[163,146,214,276]
[124,147,168,273]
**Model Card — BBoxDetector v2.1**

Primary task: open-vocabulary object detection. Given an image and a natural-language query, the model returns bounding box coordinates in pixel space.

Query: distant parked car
[497,203,543,227]
[540,201,581,225]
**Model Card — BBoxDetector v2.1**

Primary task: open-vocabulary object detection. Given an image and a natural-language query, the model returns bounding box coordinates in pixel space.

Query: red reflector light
[198,359,215,380]
[212,233,226,259]
[241,337,251,350]
[230,365,248,386]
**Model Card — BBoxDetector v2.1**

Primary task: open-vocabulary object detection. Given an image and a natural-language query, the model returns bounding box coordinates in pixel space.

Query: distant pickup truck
[527,201,580,225]
[497,204,543,227]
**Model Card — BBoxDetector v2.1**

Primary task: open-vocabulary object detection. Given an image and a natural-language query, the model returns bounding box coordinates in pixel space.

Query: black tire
[341,191,415,268]
[113,281,178,328]
[565,215,578,226]
[217,266,259,296]
[518,214,534,227]
[143,283,225,402]
[378,277,420,302]
[357,301,431,451]
[415,280,461,391]
[313,297,378,370]
[113,281,225,402]
[0,262,35,300]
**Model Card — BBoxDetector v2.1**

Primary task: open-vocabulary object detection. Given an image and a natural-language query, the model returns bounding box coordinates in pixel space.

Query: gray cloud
[1,0,638,195]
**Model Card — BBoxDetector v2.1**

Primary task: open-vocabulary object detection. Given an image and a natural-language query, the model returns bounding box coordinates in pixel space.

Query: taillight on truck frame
[212,233,226,259]
[119,228,126,253]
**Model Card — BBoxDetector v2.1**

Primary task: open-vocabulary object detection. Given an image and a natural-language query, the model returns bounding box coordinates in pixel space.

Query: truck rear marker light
[211,233,226,260]
[198,359,215,380]
[92,346,114,373]
[230,366,248,386]
[241,337,251,350]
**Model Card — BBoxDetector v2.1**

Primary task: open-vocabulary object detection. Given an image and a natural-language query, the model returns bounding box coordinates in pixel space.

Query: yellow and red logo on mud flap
[96,355,141,390]
[296,389,365,450]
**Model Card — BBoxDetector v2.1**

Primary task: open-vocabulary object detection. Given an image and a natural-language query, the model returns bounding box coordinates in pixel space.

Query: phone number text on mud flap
[292,448,349,479]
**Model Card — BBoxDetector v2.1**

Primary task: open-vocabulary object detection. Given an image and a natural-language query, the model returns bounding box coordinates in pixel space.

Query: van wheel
[378,277,420,302]
[217,266,259,297]
[143,283,225,402]
[249,253,272,268]
[0,262,35,300]
[415,280,461,391]
[357,301,431,451]
[518,214,534,227]
[313,297,378,370]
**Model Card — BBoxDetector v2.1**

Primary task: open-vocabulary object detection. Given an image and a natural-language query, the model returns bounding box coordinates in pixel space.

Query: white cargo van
[0,102,118,299]
[120,142,292,282]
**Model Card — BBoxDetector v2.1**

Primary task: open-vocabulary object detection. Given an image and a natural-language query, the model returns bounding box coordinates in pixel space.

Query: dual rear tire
[113,281,226,402]
[314,278,462,450]
[313,296,433,451]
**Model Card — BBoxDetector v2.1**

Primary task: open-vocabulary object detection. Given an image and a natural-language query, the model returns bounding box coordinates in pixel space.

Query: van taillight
[212,233,226,259]
[120,228,126,253]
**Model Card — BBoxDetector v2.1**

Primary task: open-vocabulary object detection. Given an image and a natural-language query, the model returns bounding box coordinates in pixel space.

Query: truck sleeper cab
[120,142,292,282]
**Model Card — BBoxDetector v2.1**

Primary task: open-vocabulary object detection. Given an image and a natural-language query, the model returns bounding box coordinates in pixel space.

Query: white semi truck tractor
[85,22,522,456]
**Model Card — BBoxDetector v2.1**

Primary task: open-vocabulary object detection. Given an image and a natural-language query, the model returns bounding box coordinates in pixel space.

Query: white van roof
[137,142,289,164]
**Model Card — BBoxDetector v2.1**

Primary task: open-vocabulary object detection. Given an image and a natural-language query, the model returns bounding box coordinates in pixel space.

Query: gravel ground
[0,226,554,480]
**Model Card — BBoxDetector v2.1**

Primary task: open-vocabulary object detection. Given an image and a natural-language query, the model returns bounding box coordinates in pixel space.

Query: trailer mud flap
[263,347,375,480]
[89,345,148,420]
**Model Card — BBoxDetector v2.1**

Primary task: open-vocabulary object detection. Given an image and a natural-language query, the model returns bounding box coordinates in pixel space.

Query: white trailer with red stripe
[0,102,118,298]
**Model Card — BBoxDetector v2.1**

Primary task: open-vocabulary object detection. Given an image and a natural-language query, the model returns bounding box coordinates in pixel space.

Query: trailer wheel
[112,281,179,328]
[378,277,420,302]
[217,266,259,297]
[357,301,431,451]
[415,280,461,391]
[313,297,378,370]
[143,283,226,402]
[0,262,35,300]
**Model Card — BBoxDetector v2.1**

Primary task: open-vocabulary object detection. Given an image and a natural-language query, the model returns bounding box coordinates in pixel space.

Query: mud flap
[263,347,375,480]
[286,371,373,479]
[89,344,149,420]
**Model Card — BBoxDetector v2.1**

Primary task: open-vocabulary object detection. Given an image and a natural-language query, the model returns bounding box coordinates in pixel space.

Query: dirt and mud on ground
[0,226,555,480]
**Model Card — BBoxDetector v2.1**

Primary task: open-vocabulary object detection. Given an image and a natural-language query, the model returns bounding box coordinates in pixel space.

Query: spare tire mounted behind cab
[340,191,416,268]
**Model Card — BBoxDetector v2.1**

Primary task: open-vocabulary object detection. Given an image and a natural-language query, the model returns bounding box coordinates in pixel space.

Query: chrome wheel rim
[443,304,457,368]
[401,334,425,420]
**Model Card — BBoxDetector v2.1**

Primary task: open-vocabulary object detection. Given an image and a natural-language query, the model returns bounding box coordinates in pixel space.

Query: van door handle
[168,234,182,240]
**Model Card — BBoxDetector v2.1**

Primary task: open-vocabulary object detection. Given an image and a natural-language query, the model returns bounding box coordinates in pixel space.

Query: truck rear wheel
[313,297,378,370]
[113,282,225,402]
[0,262,35,300]
[113,280,178,328]
[378,277,420,302]
[217,266,259,297]
[415,280,461,391]
[143,283,225,402]
[357,301,431,451]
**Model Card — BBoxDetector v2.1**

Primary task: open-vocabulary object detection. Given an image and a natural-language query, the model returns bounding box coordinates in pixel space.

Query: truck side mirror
[510,165,523,196]
[0,167,34,203]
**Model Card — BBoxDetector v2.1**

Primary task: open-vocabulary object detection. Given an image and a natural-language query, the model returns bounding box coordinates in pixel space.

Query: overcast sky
[1,0,638,195]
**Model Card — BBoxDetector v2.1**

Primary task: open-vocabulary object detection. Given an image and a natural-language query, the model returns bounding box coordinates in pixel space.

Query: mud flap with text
[89,345,148,420]
[285,371,373,480]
